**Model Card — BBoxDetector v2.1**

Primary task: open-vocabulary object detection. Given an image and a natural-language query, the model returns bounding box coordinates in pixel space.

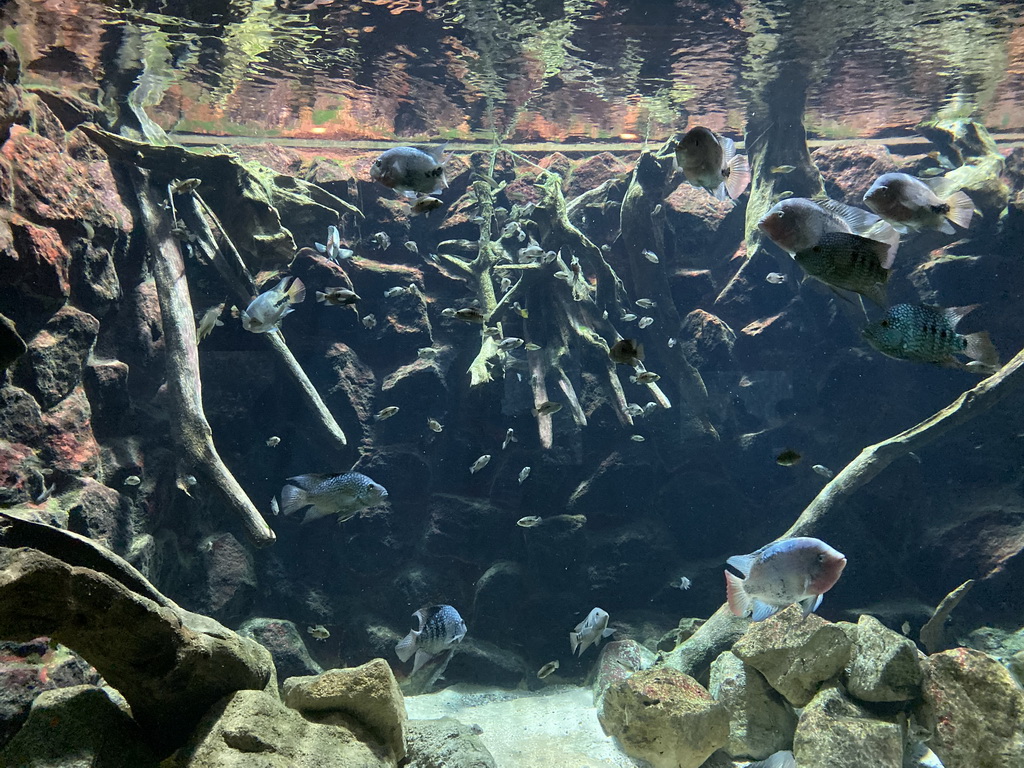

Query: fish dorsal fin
[751,600,782,622]
[943,304,979,330]
[922,174,955,196]
[726,552,757,577]
[818,198,879,234]
[719,135,736,164]
[414,142,448,163]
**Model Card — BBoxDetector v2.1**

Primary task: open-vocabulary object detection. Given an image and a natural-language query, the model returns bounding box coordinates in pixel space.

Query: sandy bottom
[404,683,646,768]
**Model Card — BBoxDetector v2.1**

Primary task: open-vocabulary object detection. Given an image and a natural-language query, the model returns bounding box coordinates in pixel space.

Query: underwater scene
[2,0,1024,766]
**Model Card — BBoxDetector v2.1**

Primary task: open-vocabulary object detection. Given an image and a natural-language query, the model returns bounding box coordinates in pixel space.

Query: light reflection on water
[5,0,1024,143]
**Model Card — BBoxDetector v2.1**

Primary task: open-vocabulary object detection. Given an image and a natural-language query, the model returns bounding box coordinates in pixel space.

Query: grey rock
[22,305,99,409]
[844,614,923,702]
[444,637,531,690]
[238,618,323,681]
[83,358,130,432]
[67,478,128,552]
[709,650,796,759]
[0,312,25,371]
[405,717,496,768]
[793,684,902,768]
[200,532,257,624]
[593,639,657,706]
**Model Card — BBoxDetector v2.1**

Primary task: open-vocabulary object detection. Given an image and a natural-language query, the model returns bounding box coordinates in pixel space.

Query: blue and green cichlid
[794,231,893,307]
[369,144,448,198]
[395,604,467,673]
[279,471,388,524]
[862,303,1000,372]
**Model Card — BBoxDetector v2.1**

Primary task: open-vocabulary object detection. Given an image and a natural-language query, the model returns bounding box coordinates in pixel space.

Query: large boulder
[592,639,657,705]
[843,614,923,702]
[920,647,1024,768]
[793,684,902,768]
[238,618,323,682]
[709,650,796,760]
[599,667,729,768]
[21,305,100,409]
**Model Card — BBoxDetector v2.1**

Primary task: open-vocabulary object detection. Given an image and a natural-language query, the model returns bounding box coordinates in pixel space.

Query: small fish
[242,277,305,333]
[280,471,388,524]
[512,302,528,319]
[497,337,524,351]
[499,276,512,293]
[362,314,377,329]
[775,190,794,200]
[776,449,802,466]
[641,249,659,264]
[770,165,796,175]
[621,313,638,322]
[395,604,467,673]
[553,270,573,282]
[427,418,443,433]
[537,660,560,679]
[315,225,350,263]
[632,371,661,384]
[569,607,615,656]
[667,337,677,348]
[316,288,360,307]
[901,621,911,635]
[812,464,834,479]
[746,752,797,768]
[470,454,491,474]
[643,402,658,416]
[675,126,751,200]
[673,576,692,590]
[518,466,531,484]
[863,172,973,234]
[34,481,55,504]
[638,316,654,329]
[862,303,999,370]
[170,177,201,194]
[404,241,419,254]
[418,347,439,360]
[625,403,644,418]
[124,475,141,486]
[517,515,543,528]
[196,302,225,343]
[369,232,391,250]
[370,144,448,198]
[307,625,330,640]
[524,343,541,351]
[919,167,946,178]
[532,401,562,417]
[609,339,644,367]
[725,537,847,621]
[441,308,457,318]
[266,436,281,447]
[374,406,400,421]
[765,272,786,284]
[794,231,893,307]
[455,308,486,324]
[270,497,280,515]
[635,298,656,309]
[410,196,444,216]
[738,375,754,388]
[384,286,407,298]
[502,428,516,450]
[630,434,645,442]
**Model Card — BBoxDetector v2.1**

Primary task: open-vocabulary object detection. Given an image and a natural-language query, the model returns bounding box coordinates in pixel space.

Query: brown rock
[812,143,900,204]
[201,532,258,624]
[84,358,130,431]
[323,343,376,425]
[0,441,40,506]
[0,385,44,445]
[0,312,26,371]
[793,683,902,768]
[67,478,127,552]
[2,215,71,304]
[41,385,100,474]
[679,309,736,370]
[23,304,100,408]
[566,152,629,200]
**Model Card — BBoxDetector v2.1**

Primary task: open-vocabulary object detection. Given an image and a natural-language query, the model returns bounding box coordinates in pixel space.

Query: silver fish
[280,472,388,524]
[374,406,400,421]
[307,624,330,640]
[502,428,516,450]
[441,308,457,318]
[362,314,377,329]
[630,434,645,442]
[537,660,560,679]
[418,347,439,360]
[641,249,659,263]
[124,475,141,486]
[196,302,225,343]
[266,436,281,447]
[410,196,444,215]
[532,401,562,416]
[812,464,834,479]
[746,752,796,768]
[765,272,787,284]
[470,454,491,474]
[518,466,531,484]
[638,316,654,329]
[315,225,350,263]
[569,607,615,656]
[384,286,407,298]
[635,298,656,309]
[497,337,524,352]
[427,418,443,433]
[317,288,360,307]
[517,515,543,528]
[370,144,448,198]
[270,497,280,515]
[404,241,419,254]
[242,277,305,333]
[395,604,467,673]
[621,313,638,322]
[864,172,973,234]
[673,576,692,590]
[631,371,661,384]
[369,231,391,250]
[625,403,644,418]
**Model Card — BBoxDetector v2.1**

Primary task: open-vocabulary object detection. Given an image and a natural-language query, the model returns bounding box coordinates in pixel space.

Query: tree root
[920,579,974,655]
[130,167,276,547]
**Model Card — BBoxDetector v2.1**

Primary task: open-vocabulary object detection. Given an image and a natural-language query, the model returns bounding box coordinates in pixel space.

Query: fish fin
[719,135,736,163]
[943,189,974,230]
[316,291,327,303]
[411,649,433,673]
[415,142,448,162]
[724,154,750,200]
[747,751,797,768]
[395,629,419,662]
[942,304,980,330]
[301,505,334,524]
[712,182,729,201]
[601,627,616,638]
[412,608,430,630]
[800,594,824,617]
[725,553,757,577]
[569,631,580,655]
[751,600,782,622]
[963,331,999,367]
[937,218,956,235]
[725,571,750,617]
[864,283,888,309]
[328,225,340,247]
[818,198,879,234]
[287,277,306,305]
[279,484,308,516]
[315,242,327,253]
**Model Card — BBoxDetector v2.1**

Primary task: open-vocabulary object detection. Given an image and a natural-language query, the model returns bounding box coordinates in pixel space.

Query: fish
[905,742,945,768]
[270,497,280,515]
[497,337,525,352]
[384,286,407,298]
[625,403,644,418]
[553,270,572,282]
[455,308,486,324]
[863,172,973,235]
[812,464,834,479]
[635,298,656,309]
[920,167,946,178]
[738,375,754,388]
[746,751,797,768]
[674,126,751,200]
[609,339,644,367]
[517,515,543,528]
[374,406,400,421]
[793,231,893,307]
[630,435,645,442]
[196,302,225,342]
[901,621,911,636]
[643,402,658,416]
[441,308,457,318]
[725,537,847,621]
[396,604,467,673]
[532,401,562,416]
[418,347,439,360]
[638,317,654,329]
[862,303,999,371]
[499,276,512,293]
[369,232,391,250]
[266,436,281,447]
[279,472,388,524]
[775,449,802,466]
[307,624,330,640]
[641,249,660,264]
[316,288,361,307]
[524,343,541,352]
[34,481,55,504]
[632,371,661,384]
[404,241,419,254]
[770,165,796,175]
[427,418,443,433]
[470,455,491,474]
[512,302,528,319]
[757,197,899,262]
[518,467,531,484]
[482,326,502,340]
[621,313,638,322]
[569,607,615,656]
[170,177,201,194]
[502,428,516,450]
[537,660,560,679]
[673,576,692,590]
[241,277,305,333]
[410,196,444,216]
[370,144,449,198]
[362,314,377,329]
[667,337,677,348]
[315,225,350,262]
[124,475,141,486]
[775,190,795,200]
[765,272,786,284]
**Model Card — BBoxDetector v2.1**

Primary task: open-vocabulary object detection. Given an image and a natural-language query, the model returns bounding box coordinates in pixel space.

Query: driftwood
[130,167,276,547]
[664,347,1024,677]
[920,579,975,655]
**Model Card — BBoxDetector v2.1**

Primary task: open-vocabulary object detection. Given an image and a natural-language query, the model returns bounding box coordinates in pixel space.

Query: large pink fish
[725,537,847,621]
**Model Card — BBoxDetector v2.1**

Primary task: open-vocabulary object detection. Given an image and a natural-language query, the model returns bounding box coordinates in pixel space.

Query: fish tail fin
[395,629,419,662]
[412,649,432,673]
[944,189,974,230]
[964,330,999,367]
[724,154,751,200]
[725,571,751,617]
[279,484,308,517]
[569,631,580,655]
[287,277,306,305]
[316,291,327,303]
[315,242,327,253]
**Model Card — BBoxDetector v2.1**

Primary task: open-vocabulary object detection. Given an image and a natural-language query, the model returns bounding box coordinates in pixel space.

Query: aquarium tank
[1,0,1024,766]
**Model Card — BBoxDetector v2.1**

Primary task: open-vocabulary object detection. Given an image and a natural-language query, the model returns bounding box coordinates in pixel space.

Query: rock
[919,647,1024,768]
[0,546,275,755]
[238,618,323,681]
[83,358,131,433]
[670,268,717,314]
[405,717,496,768]
[731,605,854,707]
[444,637,532,689]
[22,305,100,409]
[70,239,122,314]
[0,312,26,371]
[793,684,902,768]
[0,441,43,506]
[679,309,737,370]
[200,532,257,624]
[67,478,128,551]
[2,215,71,305]
[419,494,511,568]
[0,384,44,445]
[40,386,100,474]
[844,614,923,702]
[811,143,900,204]
[593,639,657,705]
[0,685,158,768]
[664,182,735,267]
[282,659,406,761]
[566,152,629,200]
[172,689,395,768]
[322,342,376,424]
[656,617,706,653]
[471,561,525,647]
[709,650,796,759]
[598,667,729,768]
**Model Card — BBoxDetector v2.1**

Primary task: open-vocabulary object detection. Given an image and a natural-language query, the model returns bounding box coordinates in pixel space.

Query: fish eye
[817,553,826,562]
[373,159,382,166]
[880,320,889,327]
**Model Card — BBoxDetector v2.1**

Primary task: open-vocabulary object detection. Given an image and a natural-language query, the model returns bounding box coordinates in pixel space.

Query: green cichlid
[862,303,999,371]
[863,172,973,235]
[794,231,893,307]
[370,144,448,198]
[280,471,388,524]
[675,126,750,201]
